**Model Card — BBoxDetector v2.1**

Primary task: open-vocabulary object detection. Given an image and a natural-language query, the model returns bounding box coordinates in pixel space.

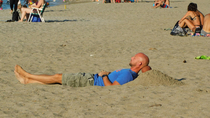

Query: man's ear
[138,62,142,67]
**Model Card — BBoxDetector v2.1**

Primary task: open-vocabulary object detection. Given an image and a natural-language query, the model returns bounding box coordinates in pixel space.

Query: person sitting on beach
[178,2,204,34]
[201,14,210,37]
[14,53,151,87]
[103,0,115,3]
[18,0,45,22]
[153,0,170,8]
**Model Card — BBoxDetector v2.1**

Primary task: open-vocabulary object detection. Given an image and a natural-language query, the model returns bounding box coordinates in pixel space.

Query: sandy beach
[0,0,210,117]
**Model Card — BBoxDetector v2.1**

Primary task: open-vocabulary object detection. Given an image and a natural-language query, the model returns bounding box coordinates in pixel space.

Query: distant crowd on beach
[101,0,170,5]
[3,0,210,37]
[99,0,210,37]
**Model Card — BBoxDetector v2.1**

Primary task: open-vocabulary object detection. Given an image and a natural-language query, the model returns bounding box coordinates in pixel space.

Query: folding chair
[28,3,47,22]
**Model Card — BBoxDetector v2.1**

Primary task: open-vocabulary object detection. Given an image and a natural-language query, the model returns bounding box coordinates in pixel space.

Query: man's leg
[14,65,62,84]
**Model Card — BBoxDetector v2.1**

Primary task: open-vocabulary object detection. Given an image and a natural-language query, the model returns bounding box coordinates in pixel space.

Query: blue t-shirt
[94,69,138,86]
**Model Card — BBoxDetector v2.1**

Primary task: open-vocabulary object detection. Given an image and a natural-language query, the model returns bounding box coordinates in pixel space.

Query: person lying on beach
[14,53,151,87]
[153,0,170,8]
[18,0,45,22]
[178,2,204,33]
[201,14,210,37]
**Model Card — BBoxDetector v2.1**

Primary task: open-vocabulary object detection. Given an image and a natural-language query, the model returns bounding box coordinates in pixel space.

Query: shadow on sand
[46,19,90,22]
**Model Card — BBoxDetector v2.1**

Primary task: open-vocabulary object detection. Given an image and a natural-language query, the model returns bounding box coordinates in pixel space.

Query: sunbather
[18,0,45,22]
[201,14,210,37]
[178,2,204,33]
[14,53,151,87]
[153,0,170,8]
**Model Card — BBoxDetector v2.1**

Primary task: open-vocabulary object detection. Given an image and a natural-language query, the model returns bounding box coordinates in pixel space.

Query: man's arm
[98,70,120,86]
[102,76,120,86]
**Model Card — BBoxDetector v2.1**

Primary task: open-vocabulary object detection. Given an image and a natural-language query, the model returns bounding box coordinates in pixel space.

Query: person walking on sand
[201,14,210,37]
[14,53,151,87]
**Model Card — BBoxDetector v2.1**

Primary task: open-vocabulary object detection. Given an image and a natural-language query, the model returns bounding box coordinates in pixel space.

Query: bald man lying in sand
[201,14,210,37]
[14,53,151,87]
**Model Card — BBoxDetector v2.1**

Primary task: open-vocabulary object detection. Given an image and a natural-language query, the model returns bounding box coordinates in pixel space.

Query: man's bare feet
[14,71,27,84]
[14,65,29,84]
[15,65,28,77]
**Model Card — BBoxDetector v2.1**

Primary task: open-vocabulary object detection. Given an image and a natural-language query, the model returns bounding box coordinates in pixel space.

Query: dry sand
[0,0,210,117]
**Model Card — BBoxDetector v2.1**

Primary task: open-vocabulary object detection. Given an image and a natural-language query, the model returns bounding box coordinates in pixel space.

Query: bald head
[129,53,150,73]
[137,53,149,67]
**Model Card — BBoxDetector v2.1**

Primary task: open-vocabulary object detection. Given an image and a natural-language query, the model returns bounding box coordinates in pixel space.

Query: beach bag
[170,21,187,36]
[12,11,20,21]
[31,15,41,22]
[195,27,201,33]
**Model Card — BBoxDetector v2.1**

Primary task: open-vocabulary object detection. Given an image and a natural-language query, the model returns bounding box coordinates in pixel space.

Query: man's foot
[14,71,27,84]
[15,65,27,75]
[14,65,29,84]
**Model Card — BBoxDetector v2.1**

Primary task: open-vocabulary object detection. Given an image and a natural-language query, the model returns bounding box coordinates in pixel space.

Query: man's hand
[98,70,120,86]
[98,70,111,77]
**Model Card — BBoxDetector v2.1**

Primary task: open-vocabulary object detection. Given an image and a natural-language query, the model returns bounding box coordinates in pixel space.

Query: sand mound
[126,70,184,86]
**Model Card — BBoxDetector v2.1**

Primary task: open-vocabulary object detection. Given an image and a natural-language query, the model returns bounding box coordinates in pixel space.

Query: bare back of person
[202,14,210,32]
[187,11,201,27]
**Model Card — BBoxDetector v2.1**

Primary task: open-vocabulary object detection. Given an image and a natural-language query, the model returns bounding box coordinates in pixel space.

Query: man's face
[129,54,141,67]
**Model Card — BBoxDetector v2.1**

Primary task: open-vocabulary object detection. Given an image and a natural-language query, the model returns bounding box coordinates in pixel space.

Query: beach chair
[28,3,47,22]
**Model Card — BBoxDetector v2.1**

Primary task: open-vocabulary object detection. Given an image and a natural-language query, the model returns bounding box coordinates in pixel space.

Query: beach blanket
[190,33,210,37]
